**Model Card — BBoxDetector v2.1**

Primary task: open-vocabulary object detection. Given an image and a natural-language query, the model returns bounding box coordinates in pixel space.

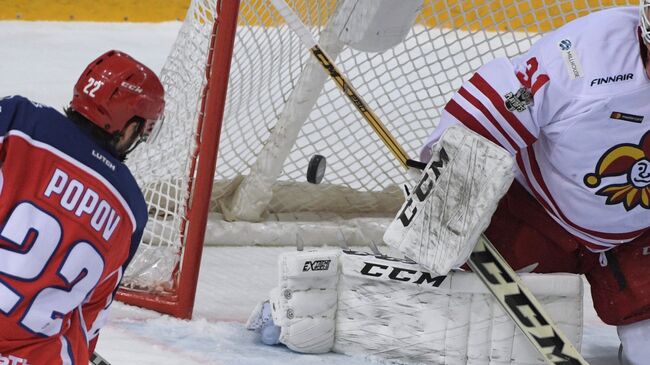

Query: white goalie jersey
[422,6,650,252]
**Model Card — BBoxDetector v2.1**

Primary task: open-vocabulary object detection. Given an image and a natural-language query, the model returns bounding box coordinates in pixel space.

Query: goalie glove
[383,124,515,275]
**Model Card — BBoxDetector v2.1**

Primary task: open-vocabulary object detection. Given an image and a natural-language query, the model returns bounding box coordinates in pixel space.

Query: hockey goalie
[393,4,650,364]
[249,1,650,364]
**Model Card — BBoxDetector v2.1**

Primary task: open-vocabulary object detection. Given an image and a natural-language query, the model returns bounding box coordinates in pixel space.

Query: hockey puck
[306,154,326,184]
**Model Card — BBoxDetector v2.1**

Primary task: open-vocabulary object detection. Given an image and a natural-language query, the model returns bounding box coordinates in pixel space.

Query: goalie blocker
[248,249,584,365]
[383,124,515,276]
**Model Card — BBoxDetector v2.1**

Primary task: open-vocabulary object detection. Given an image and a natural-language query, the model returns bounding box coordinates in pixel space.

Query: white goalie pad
[268,249,340,353]
[383,124,515,275]
[334,251,584,365]
[258,249,584,365]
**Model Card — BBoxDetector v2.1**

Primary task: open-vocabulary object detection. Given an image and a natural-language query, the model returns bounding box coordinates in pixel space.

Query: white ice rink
[0,21,620,364]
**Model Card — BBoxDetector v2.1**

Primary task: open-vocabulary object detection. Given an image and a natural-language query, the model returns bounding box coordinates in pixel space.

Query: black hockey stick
[90,352,111,365]
[269,1,588,363]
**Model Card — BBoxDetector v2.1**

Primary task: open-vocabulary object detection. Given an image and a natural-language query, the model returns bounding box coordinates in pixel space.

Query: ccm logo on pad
[360,262,446,287]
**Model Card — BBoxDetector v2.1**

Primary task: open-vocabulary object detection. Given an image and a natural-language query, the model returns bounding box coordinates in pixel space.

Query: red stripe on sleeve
[469,74,537,146]
[458,87,519,152]
[444,99,499,145]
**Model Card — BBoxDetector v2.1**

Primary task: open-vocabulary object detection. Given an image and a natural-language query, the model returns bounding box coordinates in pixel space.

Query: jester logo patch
[584,131,650,210]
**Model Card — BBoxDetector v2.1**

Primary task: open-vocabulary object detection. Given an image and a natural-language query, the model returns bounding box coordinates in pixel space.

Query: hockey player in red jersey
[416,2,650,364]
[0,50,164,364]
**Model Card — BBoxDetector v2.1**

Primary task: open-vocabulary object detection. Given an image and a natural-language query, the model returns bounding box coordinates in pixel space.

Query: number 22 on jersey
[0,201,104,336]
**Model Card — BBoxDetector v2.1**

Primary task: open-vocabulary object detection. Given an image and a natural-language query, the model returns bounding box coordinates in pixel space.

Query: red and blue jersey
[0,95,147,365]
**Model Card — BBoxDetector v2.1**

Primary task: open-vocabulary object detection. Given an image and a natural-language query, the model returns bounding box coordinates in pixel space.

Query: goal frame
[115,0,241,319]
[113,0,633,322]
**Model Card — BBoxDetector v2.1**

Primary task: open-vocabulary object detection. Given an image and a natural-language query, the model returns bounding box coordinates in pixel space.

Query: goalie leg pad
[384,124,515,275]
[268,249,340,354]
[254,249,584,364]
[334,250,584,365]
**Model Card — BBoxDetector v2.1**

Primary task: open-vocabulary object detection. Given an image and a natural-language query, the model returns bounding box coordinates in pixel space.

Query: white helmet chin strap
[640,0,650,44]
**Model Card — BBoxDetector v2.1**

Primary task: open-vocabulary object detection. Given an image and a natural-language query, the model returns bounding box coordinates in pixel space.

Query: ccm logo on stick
[397,148,449,226]
[471,244,580,363]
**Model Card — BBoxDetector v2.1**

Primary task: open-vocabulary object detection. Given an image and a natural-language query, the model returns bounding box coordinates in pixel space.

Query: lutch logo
[584,131,650,210]
[92,150,116,171]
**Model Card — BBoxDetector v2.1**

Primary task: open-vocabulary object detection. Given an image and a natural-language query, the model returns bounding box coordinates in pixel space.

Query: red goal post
[115,0,241,318]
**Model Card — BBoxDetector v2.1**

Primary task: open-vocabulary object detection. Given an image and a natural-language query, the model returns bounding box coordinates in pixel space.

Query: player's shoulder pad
[523,7,641,95]
[0,95,60,136]
[0,94,57,112]
[1,95,148,229]
[0,94,56,117]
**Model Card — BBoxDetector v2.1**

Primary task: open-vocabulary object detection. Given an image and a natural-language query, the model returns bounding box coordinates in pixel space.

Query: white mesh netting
[121,0,634,293]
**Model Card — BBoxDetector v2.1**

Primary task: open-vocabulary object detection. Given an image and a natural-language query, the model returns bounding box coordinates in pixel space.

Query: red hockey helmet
[71,50,165,140]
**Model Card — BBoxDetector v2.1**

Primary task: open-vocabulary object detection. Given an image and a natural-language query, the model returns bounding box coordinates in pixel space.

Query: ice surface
[98,246,619,364]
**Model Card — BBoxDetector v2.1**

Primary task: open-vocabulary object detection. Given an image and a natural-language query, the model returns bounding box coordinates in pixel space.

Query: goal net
[117,0,633,318]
